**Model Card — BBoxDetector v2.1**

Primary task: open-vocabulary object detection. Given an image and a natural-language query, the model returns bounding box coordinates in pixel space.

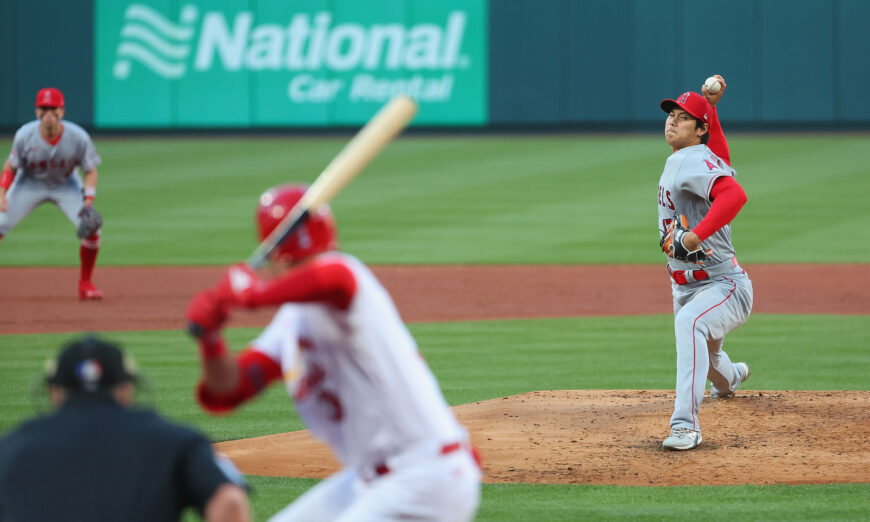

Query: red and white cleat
[78,280,104,300]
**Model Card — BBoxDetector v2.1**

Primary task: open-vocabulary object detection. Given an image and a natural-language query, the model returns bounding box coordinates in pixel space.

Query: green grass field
[2,315,869,520]
[0,134,868,265]
[1,134,868,520]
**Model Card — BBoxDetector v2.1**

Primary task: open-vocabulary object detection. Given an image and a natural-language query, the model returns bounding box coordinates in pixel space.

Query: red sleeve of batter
[706,105,731,166]
[241,258,357,310]
[693,176,747,241]
[197,348,283,413]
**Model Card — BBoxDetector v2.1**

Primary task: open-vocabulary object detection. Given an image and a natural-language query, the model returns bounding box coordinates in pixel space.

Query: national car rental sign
[94,0,488,127]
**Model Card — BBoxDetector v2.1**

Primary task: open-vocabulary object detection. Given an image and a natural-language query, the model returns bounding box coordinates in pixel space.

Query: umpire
[0,335,251,522]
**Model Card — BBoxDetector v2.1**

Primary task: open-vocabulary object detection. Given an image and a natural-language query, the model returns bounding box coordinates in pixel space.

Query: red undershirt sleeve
[692,176,747,241]
[197,348,283,413]
[199,259,356,412]
[706,105,731,166]
[240,258,358,310]
[0,169,15,190]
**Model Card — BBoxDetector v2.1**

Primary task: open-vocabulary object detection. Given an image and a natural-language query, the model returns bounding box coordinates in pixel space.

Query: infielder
[185,184,481,521]
[657,75,753,450]
[0,87,105,299]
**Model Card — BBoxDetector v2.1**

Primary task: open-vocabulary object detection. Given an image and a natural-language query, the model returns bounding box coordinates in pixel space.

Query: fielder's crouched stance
[186,184,481,521]
[657,75,753,451]
[0,88,104,299]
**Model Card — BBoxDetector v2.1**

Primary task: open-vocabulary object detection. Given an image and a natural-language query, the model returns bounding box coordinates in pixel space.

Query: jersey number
[318,390,343,421]
[295,362,344,422]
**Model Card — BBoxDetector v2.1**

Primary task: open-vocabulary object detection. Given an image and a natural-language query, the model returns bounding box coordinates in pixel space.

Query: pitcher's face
[664,108,706,151]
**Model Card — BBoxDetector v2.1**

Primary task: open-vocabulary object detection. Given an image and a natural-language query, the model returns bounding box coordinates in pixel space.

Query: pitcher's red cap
[660,91,710,122]
[35,87,65,108]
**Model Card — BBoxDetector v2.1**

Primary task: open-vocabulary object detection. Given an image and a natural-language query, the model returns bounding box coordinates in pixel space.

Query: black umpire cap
[45,335,138,393]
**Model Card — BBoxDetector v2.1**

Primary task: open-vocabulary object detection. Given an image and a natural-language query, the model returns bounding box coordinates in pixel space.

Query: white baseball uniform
[1,120,101,236]
[204,252,481,522]
[657,144,753,433]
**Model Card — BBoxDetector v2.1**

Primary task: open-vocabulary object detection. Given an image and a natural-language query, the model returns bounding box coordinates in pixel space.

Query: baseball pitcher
[657,75,754,450]
[185,184,481,521]
[0,88,104,299]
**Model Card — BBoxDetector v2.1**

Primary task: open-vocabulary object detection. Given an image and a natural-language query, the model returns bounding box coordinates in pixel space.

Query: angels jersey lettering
[658,144,737,269]
[8,121,101,186]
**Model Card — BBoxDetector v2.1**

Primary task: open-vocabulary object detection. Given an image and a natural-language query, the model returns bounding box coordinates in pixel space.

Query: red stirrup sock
[80,234,100,282]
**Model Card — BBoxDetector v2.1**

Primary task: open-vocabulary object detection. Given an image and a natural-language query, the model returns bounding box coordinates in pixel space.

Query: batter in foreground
[185,184,481,521]
[657,75,753,450]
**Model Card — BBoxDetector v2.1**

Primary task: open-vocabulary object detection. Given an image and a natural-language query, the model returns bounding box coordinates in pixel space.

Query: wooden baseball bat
[188,96,418,338]
[246,95,418,268]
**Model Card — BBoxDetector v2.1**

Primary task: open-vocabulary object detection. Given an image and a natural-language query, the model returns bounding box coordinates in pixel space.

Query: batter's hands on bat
[702,74,726,107]
[185,288,231,338]
[661,214,713,264]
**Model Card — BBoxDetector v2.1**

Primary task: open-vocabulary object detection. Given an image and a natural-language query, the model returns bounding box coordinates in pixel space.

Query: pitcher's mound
[216,390,870,486]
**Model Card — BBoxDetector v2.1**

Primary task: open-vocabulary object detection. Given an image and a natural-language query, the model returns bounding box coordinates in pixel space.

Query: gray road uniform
[0,120,101,236]
[657,144,753,433]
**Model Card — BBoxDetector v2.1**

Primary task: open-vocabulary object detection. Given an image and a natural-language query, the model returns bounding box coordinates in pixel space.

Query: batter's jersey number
[294,362,344,421]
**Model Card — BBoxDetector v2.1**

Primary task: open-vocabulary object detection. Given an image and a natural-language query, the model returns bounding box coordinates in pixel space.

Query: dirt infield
[2,263,869,334]
[3,263,869,486]
[216,390,870,486]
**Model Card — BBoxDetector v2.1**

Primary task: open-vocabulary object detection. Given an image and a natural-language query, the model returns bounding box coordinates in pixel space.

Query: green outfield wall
[1,0,869,129]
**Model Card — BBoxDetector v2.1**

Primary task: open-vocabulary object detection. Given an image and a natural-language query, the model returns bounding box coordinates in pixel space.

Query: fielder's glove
[660,214,713,264]
[77,205,103,239]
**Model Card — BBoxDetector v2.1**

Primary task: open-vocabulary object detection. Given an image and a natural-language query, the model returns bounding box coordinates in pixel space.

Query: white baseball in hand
[704,76,722,94]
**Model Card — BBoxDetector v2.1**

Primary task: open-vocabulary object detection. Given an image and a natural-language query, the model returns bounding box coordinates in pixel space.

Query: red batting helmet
[660,91,711,122]
[35,87,65,108]
[256,184,338,263]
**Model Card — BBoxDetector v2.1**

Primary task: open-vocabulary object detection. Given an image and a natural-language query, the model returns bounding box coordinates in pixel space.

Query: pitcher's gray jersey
[657,143,752,442]
[8,120,101,186]
[657,144,736,267]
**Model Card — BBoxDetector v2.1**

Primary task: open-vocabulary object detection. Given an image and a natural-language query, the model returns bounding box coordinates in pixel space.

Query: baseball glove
[77,205,103,239]
[660,214,713,264]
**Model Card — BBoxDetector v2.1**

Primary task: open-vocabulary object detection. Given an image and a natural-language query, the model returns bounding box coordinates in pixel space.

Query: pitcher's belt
[668,257,742,285]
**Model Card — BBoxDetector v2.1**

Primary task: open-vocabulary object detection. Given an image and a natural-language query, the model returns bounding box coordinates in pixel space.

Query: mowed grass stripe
[0,134,868,265]
[232,478,870,522]
[1,314,866,438]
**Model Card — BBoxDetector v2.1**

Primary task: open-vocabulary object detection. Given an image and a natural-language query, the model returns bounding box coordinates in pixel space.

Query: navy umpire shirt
[0,394,242,522]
